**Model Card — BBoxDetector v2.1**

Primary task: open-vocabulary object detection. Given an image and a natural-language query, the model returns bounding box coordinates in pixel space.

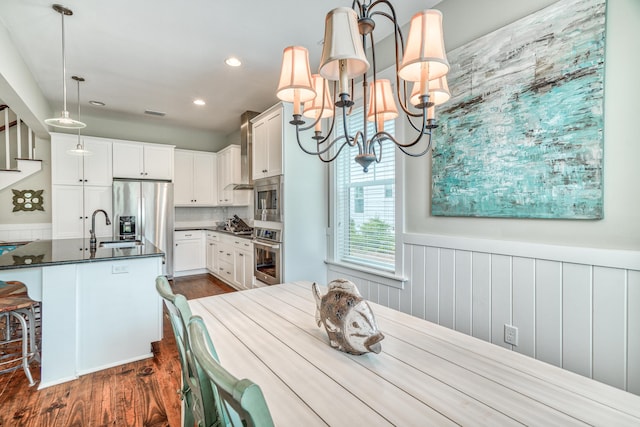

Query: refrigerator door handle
[140,197,145,240]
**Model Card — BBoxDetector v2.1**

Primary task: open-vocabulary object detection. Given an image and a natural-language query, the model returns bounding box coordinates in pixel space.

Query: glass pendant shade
[398,10,449,83]
[303,74,334,119]
[410,75,451,107]
[276,46,316,104]
[45,111,86,129]
[318,7,370,82]
[66,75,91,155]
[367,79,398,123]
[45,4,86,129]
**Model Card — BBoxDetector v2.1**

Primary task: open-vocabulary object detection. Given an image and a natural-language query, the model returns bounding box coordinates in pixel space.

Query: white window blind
[335,106,395,271]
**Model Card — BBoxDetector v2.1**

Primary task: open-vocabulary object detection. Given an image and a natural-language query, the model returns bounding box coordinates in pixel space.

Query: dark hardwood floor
[0,274,235,427]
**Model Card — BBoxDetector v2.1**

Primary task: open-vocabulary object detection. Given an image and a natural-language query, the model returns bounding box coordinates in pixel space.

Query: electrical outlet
[504,324,518,346]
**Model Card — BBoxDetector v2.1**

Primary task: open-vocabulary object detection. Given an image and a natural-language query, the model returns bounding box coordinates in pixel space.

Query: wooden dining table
[188,281,640,426]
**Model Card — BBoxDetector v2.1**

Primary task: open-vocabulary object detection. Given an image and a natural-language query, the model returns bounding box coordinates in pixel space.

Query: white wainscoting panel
[327,233,640,395]
[0,223,52,242]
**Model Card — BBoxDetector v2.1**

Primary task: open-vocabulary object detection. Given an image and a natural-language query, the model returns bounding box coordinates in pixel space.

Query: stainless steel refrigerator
[113,179,174,277]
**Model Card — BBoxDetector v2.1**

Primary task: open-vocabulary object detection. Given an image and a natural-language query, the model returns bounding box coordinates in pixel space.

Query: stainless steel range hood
[232,111,260,190]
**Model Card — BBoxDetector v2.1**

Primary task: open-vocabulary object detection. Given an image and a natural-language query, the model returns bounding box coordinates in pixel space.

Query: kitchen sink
[99,240,143,249]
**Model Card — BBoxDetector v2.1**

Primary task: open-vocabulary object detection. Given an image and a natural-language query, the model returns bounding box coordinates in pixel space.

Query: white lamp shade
[303,74,334,119]
[276,46,316,103]
[367,79,398,123]
[398,10,449,82]
[319,7,370,81]
[45,110,86,129]
[409,75,451,106]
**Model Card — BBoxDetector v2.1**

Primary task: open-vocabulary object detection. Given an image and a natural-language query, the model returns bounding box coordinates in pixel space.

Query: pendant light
[66,76,91,156]
[45,4,86,129]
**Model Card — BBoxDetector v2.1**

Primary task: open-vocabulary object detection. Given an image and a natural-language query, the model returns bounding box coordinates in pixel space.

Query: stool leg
[10,311,35,386]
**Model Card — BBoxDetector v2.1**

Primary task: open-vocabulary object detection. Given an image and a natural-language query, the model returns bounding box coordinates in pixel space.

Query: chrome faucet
[90,209,111,249]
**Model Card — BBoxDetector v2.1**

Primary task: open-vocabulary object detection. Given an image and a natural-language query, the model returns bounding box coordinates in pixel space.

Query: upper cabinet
[252,104,283,180]
[113,141,174,180]
[174,149,217,206]
[217,145,249,206]
[51,133,112,186]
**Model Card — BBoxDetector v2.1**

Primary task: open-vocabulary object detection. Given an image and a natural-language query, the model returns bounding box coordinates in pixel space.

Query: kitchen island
[0,238,164,389]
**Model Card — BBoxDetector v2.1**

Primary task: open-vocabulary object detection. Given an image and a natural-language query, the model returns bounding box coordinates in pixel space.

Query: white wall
[405,0,640,251]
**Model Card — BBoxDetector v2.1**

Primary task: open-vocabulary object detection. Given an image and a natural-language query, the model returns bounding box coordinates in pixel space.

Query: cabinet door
[233,248,245,289]
[174,151,194,205]
[143,144,174,180]
[193,153,215,206]
[174,238,205,272]
[51,134,83,185]
[83,137,112,186]
[84,186,113,238]
[217,150,232,205]
[52,185,84,239]
[265,110,283,177]
[206,239,217,272]
[252,119,268,179]
[113,142,145,178]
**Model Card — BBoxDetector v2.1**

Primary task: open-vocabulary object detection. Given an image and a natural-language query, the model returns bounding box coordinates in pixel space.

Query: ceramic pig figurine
[312,279,384,355]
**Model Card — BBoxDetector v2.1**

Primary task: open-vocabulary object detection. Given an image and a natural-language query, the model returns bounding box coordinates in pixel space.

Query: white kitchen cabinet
[51,133,112,186]
[206,231,218,273]
[217,145,249,206]
[174,149,217,206]
[231,236,253,290]
[216,237,234,282]
[51,185,112,240]
[174,230,205,273]
[113,141,174,180]
[252,104,283,180]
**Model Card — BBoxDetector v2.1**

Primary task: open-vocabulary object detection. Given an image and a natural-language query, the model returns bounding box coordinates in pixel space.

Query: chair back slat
[155,276,222,427]
[189,316,275,427]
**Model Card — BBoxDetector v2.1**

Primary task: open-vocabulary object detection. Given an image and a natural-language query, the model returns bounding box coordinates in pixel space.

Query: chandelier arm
[295,126,351,157]
[396,135,434,157]
[372,124,432,149]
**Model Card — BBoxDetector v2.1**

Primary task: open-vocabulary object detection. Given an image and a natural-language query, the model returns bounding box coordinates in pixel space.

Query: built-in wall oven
[254,176,282,222]
[253,227,282,286]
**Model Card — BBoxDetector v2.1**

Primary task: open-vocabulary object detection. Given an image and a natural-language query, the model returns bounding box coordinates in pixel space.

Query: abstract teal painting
[431,0,605,219]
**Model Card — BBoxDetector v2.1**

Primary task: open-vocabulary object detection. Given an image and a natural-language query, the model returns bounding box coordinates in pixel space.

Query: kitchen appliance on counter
[113,179,174,277]
[254,175,282,222]
[222,215,253,235]
[253,225,282,286]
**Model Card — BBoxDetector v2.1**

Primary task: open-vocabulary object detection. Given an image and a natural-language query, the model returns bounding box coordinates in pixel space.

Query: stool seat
[0,280,40,386]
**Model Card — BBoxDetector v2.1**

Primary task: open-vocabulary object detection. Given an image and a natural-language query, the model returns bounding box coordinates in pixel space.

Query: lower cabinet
[175,229,254,289]
[206,232,218,273]
[174,230,205,274]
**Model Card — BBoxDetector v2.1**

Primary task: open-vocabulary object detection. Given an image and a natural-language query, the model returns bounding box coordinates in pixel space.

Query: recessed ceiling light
[89,100,105,106]
[225,57,242,67]
[193,99,206,106]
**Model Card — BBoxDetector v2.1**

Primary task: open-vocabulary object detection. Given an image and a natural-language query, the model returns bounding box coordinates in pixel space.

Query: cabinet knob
[140,172,144,175]
[144,172,148,176]
[79,216,83,219]
[78,179,83,182]
[84,179,88,182]
[239,253,244,257]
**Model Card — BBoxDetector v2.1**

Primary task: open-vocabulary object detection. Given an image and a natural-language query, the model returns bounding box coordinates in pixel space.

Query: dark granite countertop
[0,238,164,270]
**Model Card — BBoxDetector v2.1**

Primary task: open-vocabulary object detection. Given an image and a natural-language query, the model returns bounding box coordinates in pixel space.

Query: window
[334,106,395,271]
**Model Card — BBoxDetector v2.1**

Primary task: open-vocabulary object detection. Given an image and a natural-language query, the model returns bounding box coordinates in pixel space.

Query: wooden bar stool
[0,280,40,386]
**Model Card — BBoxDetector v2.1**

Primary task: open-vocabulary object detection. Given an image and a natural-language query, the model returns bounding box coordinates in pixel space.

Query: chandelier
[276,3,450,172]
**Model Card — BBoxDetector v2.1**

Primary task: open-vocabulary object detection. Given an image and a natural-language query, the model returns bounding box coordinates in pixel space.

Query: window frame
[326,66,405,277]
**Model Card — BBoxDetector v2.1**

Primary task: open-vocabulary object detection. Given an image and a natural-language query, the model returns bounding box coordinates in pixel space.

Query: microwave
[254,175,282,222]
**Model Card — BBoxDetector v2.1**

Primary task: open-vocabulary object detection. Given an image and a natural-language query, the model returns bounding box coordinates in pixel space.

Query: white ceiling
[0,0,440,135]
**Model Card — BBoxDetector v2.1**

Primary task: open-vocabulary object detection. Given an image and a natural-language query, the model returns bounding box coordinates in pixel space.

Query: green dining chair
[188,315,275,427]
[155,276,222,427]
